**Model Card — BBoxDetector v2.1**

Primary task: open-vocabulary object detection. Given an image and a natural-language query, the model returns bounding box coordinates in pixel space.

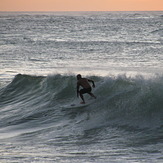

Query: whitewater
[0,11,163,162]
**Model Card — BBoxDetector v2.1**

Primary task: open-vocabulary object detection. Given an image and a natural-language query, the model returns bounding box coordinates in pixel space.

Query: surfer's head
[77,74,82,80]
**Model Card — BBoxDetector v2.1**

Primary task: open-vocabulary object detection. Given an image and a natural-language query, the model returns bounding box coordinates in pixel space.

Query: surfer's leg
[79,93,85,104]
[86,88,96,99]
[79,89,85,104]
[88,92,96,99]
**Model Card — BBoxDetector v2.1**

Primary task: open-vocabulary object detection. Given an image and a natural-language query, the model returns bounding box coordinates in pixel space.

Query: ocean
[0,11,163,162]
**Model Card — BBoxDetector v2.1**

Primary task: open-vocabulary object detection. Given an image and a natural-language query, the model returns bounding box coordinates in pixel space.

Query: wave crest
[0,74,163,130]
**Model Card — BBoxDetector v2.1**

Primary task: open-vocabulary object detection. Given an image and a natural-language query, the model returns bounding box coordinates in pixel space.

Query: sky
[0,0,163,12]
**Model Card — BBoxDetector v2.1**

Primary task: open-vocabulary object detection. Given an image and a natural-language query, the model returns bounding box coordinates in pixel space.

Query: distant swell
[0,74,163,132]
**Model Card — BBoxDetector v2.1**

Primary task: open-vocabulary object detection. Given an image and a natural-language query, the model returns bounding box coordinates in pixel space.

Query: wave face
[0,73,163,162]
[0,74,163,132]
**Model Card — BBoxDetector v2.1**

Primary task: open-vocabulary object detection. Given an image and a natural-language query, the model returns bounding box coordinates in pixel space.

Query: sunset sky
[0,0,163,12]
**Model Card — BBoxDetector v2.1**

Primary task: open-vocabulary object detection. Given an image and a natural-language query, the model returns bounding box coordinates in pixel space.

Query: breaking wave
[0,74,163,139]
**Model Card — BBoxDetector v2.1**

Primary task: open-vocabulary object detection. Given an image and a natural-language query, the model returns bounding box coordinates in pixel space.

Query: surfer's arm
[88,79,95,88]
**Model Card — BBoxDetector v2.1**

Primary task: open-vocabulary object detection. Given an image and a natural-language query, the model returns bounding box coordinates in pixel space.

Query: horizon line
[0,10,163,12]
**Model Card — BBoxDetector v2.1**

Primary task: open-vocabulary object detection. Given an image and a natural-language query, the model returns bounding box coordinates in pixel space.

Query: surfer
[76,74,96,104]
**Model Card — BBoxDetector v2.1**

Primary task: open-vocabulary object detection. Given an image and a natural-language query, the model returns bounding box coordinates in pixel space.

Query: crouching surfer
[76,74,96,104]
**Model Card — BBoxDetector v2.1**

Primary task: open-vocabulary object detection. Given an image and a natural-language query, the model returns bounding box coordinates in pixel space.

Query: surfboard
[62,99,95,109]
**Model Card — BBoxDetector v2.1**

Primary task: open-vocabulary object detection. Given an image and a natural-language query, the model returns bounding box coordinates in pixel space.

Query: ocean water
[0,11,163,162]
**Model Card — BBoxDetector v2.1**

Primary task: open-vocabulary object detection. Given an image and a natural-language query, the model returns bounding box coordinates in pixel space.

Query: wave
[0,74,163,136]
[151,28,163,35]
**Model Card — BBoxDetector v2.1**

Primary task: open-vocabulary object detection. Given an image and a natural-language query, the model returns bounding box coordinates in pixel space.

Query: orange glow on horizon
[0,0,163,12]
